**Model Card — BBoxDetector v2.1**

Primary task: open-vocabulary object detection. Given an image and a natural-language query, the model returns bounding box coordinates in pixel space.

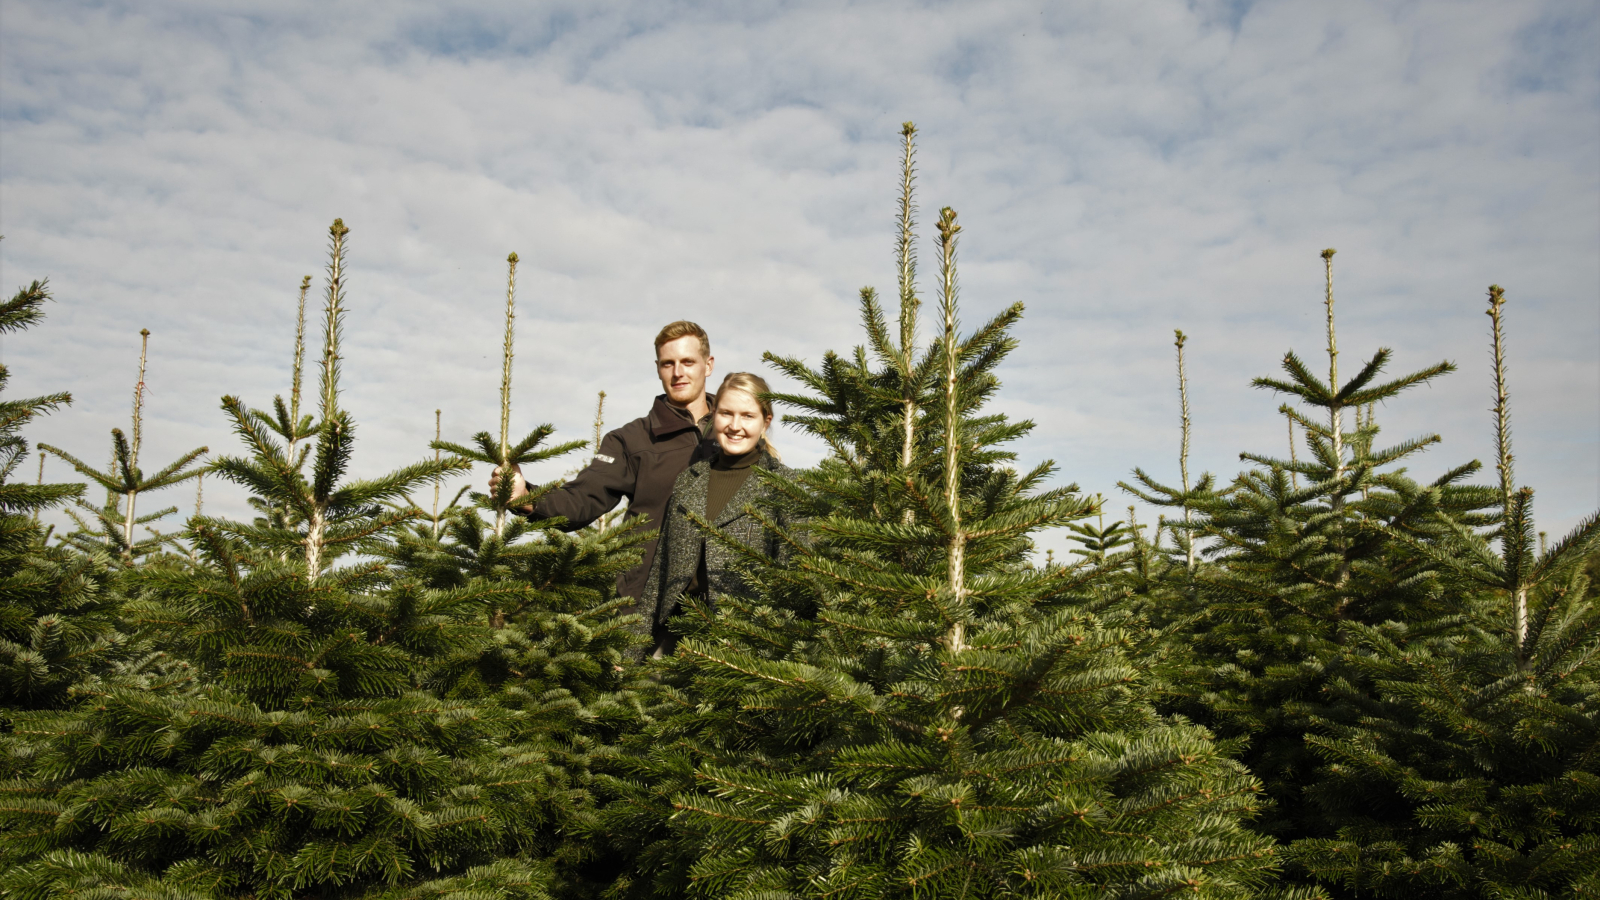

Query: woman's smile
[713,389,771,456]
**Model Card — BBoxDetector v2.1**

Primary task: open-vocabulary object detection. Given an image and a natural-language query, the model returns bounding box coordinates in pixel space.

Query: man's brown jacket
[530,394,710,600]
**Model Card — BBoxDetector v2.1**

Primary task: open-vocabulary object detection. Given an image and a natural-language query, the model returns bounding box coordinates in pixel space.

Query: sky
[2,0,1597,558]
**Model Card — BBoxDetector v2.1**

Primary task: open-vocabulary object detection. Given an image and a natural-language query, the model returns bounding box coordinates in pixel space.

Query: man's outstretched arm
[493,430,634,531]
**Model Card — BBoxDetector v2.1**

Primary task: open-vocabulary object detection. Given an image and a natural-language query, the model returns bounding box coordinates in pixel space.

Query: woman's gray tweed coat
[641,448,795,629]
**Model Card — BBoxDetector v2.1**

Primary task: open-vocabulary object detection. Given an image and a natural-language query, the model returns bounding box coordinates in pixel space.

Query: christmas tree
[1122,250,1492,846]
[380,252,656,894]
[41,327,208,564]
[594,125,1290,899]
[1280,286,1600,897]
[1122,254,1600,897]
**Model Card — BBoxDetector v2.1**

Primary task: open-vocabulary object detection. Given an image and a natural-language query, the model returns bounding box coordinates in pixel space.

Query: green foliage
[433,428,587,523]
[0,280,82,520]
[0,504,630,898]
[0,279,131,713]
[2,683,571,897]
[1278,492,1600,897]
[1288,606,1599,895]
[0,528,127,712]
[390,505,647,686]
[206,222,469,580]
[43,428,207,561]
[1128,268,1490,837]
[383,353,653,896]
[593,138,1284,899]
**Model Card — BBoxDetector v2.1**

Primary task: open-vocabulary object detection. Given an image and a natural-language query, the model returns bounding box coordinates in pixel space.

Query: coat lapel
[676,459,711,520]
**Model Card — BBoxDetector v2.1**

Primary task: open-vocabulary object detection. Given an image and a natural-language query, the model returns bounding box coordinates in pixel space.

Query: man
[493,320,715,604]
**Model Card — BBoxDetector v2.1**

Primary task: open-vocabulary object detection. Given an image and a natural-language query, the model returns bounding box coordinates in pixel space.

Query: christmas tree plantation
[0,125,1595,900]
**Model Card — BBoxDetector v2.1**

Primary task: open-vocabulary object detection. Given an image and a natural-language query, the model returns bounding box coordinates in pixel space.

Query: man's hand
[489,463,531,507]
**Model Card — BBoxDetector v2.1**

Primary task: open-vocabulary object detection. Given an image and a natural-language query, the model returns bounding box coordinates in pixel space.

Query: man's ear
[705,356,715,376]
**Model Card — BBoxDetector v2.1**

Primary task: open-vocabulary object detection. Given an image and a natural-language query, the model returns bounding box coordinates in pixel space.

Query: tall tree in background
[42,328,208,563]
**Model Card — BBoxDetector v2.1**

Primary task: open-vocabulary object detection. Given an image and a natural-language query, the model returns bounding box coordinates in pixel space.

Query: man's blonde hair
[654,320,711,358]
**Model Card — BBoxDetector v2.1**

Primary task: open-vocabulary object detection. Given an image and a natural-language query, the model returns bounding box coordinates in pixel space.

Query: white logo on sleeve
[594,454,616,464]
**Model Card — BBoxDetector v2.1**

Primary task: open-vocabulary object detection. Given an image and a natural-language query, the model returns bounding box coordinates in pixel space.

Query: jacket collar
[648,393,712,438]
[684,447,781,526]
[685,444,778,477]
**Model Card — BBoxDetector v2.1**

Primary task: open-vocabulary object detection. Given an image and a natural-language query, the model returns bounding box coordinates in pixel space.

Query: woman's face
[713,389,771,456]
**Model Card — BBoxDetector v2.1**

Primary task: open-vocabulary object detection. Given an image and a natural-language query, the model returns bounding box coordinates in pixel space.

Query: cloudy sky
[3,0,1596,556]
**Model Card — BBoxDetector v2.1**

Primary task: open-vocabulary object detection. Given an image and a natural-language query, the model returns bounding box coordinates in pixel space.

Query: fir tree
[420,253,606,621]
[381,473,651,898]
[1123,250,1495,849]
[200,221,457,580]
[42,328,208,563]
[387,246,649,699]
[380,253,652,895]
[595,127,1290,899]
[0,281,203,900]
[383,254,651,720]
[1280,286,1600,898]
[1119,328,1216,578]
[0,278,121,712]
[0,280,81,521]
[1064,500,1134,567]
[238,273,320,536]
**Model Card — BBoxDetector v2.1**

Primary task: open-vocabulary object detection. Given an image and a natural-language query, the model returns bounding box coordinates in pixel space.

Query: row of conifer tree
[2,124,1596,900]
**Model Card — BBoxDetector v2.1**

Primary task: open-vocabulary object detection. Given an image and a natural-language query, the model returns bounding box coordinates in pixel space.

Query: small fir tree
[238,273,320,536]
[385,246,649,706]
[381,253,652,894]
[42,328,208,562]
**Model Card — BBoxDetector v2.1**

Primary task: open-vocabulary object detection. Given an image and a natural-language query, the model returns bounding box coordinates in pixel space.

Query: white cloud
[1,0,1595,553]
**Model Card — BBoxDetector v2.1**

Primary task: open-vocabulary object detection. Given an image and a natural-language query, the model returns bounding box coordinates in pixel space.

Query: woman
[642,372,795,657]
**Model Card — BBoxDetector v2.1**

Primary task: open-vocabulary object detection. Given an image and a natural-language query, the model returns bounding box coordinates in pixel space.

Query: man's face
[656,336,713,406]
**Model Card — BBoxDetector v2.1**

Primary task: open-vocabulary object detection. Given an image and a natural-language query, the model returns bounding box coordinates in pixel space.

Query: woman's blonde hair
[714,372,779,460]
